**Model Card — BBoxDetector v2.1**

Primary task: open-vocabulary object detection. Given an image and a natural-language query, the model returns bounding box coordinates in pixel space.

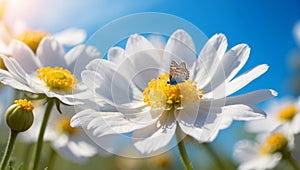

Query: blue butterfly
[168,60,189,85]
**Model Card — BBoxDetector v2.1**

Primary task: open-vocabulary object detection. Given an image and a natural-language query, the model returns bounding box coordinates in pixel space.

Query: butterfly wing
[169,60,189,85]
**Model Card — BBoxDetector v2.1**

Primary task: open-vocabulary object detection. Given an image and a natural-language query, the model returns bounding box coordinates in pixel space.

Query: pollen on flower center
[14,99,34,111]
[57,116,78,135]
[142,73,204,110]
[278,105,297,121]
[37,67,78,92]
[260,133,288,154]
[16,30,49,53]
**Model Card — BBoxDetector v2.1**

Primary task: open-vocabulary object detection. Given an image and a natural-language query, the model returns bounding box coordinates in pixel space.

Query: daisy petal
[108,47,125,65]
[291,114,300,134]
[178,105,222,142]
[223,44,250,82]
[219,104,266,130]
[226,89,277,105]
[52,135,96,163]
[53,28,86,46]
[208,44,250,90]
[125,34,162,90]
[8,40,40,74]
[71,109,97,128]
[226,64,269,96]
[71,109,157,137]
[194,34,227,87]
[81,70,102,94]
[233,140,259,163]
[85,58,104,72]
[239,154,281,170]
[0,55,27,82]
[164,29,196,67]
[148,34,165,50]
[83,62,116,105]
[176,102,209,142]
[36,37,66,68]
[132,121,176,154]
[65,45,100,80]
[0,69,34,92]
[178,121,204,142]
[93,111,158,137]
[125,34,155,56]
[82,60,133,105]
[180,102,266,142]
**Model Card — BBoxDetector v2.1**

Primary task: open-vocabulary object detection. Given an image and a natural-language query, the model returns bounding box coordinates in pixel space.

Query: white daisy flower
[71,29,276,154]
[0,37,100,105]
[233,132,294,170]
[20,104,99,163]
[246,97,300,135]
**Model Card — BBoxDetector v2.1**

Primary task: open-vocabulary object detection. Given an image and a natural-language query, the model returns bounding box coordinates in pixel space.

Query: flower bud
[5,99,34,132]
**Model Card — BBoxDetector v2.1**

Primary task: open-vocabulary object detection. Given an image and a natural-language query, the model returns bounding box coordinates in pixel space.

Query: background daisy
[233,131,295,170]
[246,97,300,135]
[0,37,100,105]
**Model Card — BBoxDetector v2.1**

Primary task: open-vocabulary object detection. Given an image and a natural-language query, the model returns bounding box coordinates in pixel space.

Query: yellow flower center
[16,30,49,53]
[57,116,78,135]
[14,99,34,111]
[260,133,288,154]
[278,105,297,121]
[143,73,203,110]
[37,67,78,92]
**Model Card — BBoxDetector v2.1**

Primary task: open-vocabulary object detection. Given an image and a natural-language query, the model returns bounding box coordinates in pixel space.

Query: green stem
[287,157,299,170]
[176,125,193,170]
[46,148,57,170]
[32,98,54,170]
[202,143,225,170]
[0,130,18,170]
